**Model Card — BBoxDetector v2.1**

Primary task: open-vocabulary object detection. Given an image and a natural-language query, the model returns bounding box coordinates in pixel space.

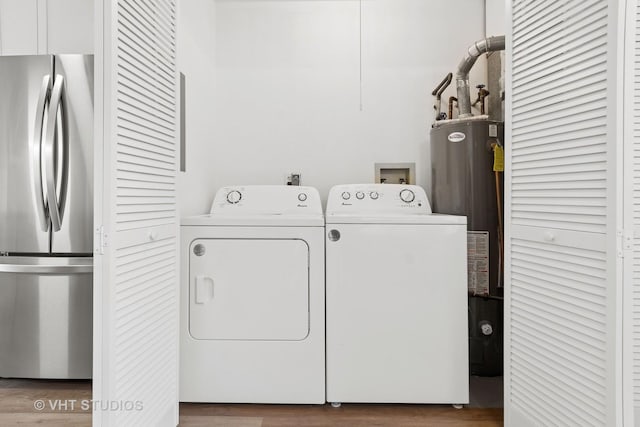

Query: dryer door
[188,238,309,341]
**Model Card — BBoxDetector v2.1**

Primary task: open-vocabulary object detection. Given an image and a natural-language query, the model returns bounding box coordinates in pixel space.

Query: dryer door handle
[195,275,214,304]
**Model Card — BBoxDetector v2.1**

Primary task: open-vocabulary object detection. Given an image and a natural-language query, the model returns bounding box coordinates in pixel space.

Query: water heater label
[468,231,489,296]
[447,132,466,143]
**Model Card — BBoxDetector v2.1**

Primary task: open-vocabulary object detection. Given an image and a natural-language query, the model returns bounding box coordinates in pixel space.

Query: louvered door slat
[513,23,607,80]
[117,78,175,117]
[515,91,606,126]
[506,0,619,425]
[513,182,605,192]
[513,105,607,135]
[118,127,176,152]
[139,0,176,37]
[513,2,607,58]
[117,148,174,168]
[513,61,608,104]
[118,90,175,124]
[512,130,605,153]
[95,0,179,425]
[510,363,604,425]
[511,318,606,370]
[512,0,556,26]
[118,6,175,64]
[118,141,175,162]
[117,170,174,185]
[117,60,175,106]
[514,78,607,116]
[117,117,175,146]
[118,107,175,135]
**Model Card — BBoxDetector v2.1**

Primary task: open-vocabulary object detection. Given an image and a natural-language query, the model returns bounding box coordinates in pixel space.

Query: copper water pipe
[432,73,453,120]
[448,96,458,120]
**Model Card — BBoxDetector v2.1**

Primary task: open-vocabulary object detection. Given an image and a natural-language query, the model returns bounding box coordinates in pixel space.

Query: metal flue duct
[455,36,505,118]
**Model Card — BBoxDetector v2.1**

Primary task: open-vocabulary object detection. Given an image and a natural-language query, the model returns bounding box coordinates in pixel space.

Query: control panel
[210,185,322,216]
[325,184,432,216]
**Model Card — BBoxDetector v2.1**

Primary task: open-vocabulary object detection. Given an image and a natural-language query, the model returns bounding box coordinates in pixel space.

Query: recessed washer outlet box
[374,163,415,185]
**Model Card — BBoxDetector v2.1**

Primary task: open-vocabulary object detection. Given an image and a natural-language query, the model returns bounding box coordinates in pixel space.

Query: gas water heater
[429,35,506,376]
[431,118,504,377]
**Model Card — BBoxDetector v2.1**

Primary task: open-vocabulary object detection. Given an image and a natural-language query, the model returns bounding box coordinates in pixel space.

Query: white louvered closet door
[93,0,179,426]
[505,0,623,426]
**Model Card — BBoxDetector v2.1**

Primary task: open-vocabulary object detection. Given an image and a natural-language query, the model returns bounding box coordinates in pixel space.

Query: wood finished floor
[0,379,503,426]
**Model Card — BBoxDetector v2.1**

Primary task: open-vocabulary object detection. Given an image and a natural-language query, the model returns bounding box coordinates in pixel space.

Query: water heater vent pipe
[455,35,505,118]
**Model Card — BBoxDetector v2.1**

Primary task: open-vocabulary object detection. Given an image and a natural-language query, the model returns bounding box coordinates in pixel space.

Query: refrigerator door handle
[43,75,68,232]
[0,256,92,274]
[32,74,51,231]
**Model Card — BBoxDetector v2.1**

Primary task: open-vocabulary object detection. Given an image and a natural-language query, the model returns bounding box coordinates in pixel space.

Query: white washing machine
[325,184,469,405]
[180,185,325,403]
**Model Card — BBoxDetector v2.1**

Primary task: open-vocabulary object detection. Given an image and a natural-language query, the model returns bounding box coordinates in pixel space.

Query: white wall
[178,0,487,215]
[485,0,506,35]
[177,0,217,215]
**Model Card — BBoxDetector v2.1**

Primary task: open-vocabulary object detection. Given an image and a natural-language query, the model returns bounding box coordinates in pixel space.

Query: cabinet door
[0,0,38,55]
[45,0,93,54]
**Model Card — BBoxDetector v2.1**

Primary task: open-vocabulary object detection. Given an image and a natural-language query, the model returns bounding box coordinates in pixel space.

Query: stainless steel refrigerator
[0,55,93,379]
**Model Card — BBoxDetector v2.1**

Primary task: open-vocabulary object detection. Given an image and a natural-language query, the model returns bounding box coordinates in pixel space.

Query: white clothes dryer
[325,184,468,405]
[180,185,325,404]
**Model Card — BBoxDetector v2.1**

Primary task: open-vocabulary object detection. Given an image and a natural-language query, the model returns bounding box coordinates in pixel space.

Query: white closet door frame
[93,0,106,422]
[624,0,639,425]
[93,0,180,425]
[504,0,625,425]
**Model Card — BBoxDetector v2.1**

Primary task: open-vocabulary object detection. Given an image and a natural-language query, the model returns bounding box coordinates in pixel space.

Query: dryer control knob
[370,191,379,200]
[399,189,415,203]
[298,193,307,202]
[226,190,242,204]
[356,191,365,200]
[341,192,351,200]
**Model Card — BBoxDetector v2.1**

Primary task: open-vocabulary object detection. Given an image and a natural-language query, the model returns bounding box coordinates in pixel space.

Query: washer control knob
[355,191,365,200]
[399,189,415,203]
[298,193,308,202]
[226,190,242,204]
[370,191,379,200]
[341,192,351,200]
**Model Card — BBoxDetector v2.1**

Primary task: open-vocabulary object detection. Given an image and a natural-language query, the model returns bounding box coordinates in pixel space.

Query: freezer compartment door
[50,55,94,254]
[0,257,93,379]
[0,55,54,253]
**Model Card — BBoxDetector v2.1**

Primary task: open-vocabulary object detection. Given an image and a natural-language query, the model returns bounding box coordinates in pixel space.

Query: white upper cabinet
[0,0,38,55]
[0,0,93,56]
[44,0,93,54]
